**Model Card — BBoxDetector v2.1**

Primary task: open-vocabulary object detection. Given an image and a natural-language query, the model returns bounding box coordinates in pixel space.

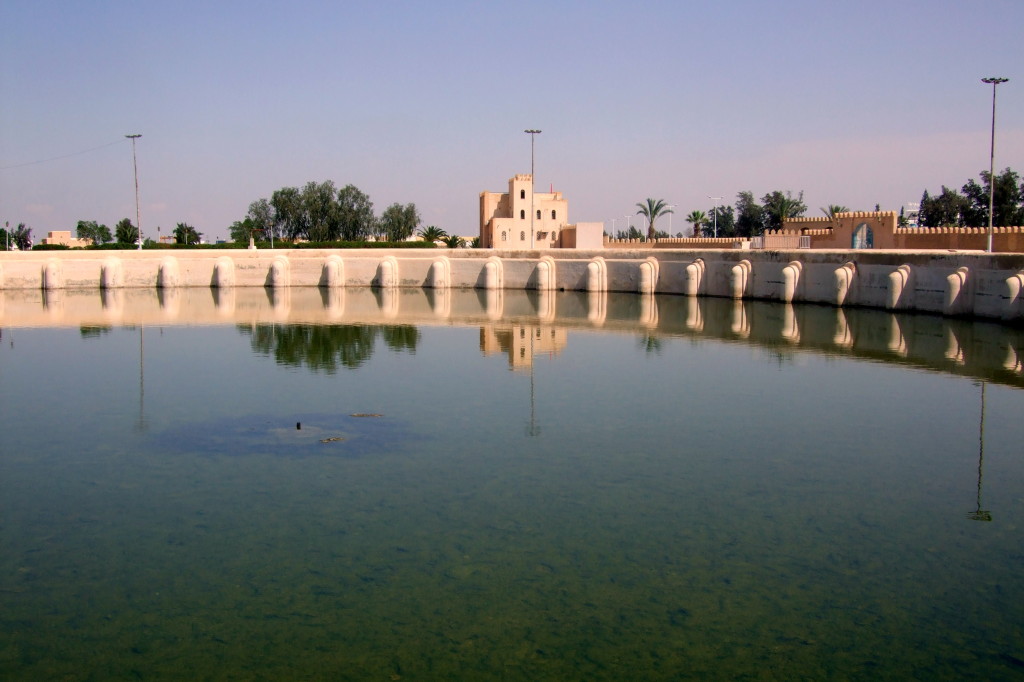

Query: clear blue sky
[2,0,1021,241]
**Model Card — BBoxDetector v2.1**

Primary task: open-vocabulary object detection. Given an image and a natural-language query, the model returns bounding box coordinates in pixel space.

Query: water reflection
[1,288,1021,386]
[3,289,1024,681]
[240,323,420,372]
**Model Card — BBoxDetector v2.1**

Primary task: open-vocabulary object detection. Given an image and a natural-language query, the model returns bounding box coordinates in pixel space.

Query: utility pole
[708,196,721,238]
[126,134,142,250]
[525,129,542,249]
[981,78,1008,253]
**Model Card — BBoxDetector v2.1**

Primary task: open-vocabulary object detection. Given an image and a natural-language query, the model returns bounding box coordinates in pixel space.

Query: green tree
[379,203,421,242]
[114,218,138,245]
[173,222,202,245]
[961,168,1024,227]
[11,223,33,250]
[76,220,112,245]
[762,190,806,232]
[616,225,645,240]
[635,198,673,240]
[247,198,276,241]
[302,180,343,242]
[229,218,256,245]
[735,191,765,237]
[919,186,967,227]
[417,225,447,242]
[708,205,736,238]
[820,205,849,220]
[271,187,305,240]
[336,184,375,241]
[684,210,707,237]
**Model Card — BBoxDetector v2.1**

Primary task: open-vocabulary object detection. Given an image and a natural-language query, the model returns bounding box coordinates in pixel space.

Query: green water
[1,292,1022,680]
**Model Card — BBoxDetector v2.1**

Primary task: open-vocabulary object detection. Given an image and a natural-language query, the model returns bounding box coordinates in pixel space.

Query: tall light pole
[667,205,676,236]
[624,215,632,237]
[981,78,1008,253]
[126,134,142,250]
[524,129,542,249]
[707,196,721,238]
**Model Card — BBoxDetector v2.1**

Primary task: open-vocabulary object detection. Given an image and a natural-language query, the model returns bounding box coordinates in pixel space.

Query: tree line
[229,180,424,245]
[71,219,203,246]
[0,223,33,250]
[620,191,813,240]
[656,167,1024,240]
[917,168,1023,228]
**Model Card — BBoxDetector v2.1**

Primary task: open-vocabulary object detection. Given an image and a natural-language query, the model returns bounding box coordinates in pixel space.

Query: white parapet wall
[1,247,1022,323]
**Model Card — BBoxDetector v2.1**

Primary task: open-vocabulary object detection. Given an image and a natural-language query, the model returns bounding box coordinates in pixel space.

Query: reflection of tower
[479,323,567,370]
[967,381,991,522]
[526,333,540,437]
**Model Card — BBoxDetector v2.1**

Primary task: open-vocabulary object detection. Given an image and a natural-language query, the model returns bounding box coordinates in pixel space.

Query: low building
[40,231,92,248]
[479,174,603,249]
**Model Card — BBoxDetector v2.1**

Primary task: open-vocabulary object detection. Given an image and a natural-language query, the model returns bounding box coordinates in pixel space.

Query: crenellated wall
[1,247,1022,323]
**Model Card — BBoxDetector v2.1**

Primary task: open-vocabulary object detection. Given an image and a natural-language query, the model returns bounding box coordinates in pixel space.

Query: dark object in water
[151,412,414,458]
[351,413,383,418]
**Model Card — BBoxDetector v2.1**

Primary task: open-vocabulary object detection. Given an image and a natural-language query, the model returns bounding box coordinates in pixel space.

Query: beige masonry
[1,247,1022,324]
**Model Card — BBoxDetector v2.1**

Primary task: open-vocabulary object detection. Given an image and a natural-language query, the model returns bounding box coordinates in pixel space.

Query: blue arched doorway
[852,223,874,249]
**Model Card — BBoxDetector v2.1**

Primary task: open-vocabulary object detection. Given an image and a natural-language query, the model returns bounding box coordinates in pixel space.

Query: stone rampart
[1,247,1022,323]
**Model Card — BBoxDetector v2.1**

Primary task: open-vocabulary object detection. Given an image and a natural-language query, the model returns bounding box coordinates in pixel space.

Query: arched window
[551,210,556,219]
[520,210,525,220]
[536,209,541,219]
[501,231,507,241]
[520,189,525,199]
[520,231,525,241]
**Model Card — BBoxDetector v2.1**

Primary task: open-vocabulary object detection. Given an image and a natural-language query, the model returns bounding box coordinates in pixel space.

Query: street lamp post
[624,215,632,238]
[524,129,542,249]
[126,134,142,250]
[707,196,721,238]
[668,205,676,236]
[981,77,1008,253]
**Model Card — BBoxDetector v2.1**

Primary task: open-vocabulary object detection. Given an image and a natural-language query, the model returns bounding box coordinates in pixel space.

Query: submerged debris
[350,413,383,418]
[319,436,346,443]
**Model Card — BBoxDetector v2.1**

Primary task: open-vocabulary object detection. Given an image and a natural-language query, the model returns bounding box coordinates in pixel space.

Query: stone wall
[1,247,1022,323]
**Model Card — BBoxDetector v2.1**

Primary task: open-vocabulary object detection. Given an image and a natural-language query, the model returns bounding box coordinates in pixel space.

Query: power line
[0,139,125,171]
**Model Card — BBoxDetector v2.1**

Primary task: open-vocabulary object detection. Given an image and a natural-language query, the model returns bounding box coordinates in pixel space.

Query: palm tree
[173,222,202,245]
[762,191,806,232]
[11,223,33,250]
[417,225,447,243]
[636,198,673,241]
[441,234,465,249]
[820,205,849,221]
[685,210,708,238]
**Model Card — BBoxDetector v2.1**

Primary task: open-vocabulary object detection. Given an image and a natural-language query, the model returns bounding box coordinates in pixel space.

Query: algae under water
[1,292,1023,681]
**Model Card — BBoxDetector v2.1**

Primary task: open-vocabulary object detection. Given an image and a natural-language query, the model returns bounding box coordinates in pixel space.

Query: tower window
[520,231,525,241]
[501,231,507,241]
[520,189,525,199]
[520,210,525,219]
[536,209,541,220]
[551,210,556,219]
